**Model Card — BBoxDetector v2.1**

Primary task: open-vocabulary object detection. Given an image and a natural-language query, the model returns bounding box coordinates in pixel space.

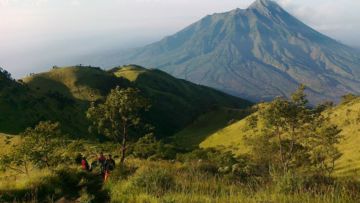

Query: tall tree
[87,87,150,165]
[0,121,64,175]
[22,121,64,168]
[246,85,342,175]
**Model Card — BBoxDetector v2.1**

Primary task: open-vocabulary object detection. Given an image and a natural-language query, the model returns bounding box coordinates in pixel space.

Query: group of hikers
[80,152,116,181]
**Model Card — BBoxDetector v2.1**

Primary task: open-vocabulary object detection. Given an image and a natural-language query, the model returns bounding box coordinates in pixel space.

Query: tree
[305,117,342,176]
[246,85,342,176]
[0,121,64,175]
[0,137,33,176]
[87,87,150,165]
[22,121,64,167]
[0,66,12,80]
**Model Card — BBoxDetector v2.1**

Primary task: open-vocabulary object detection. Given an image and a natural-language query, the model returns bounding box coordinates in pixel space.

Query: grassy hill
[0,65,251,138]
[196,98,360,178]
[23,66,125,101]
[110,65,252,137]
[324,98,360,177]
[0,69,87,135]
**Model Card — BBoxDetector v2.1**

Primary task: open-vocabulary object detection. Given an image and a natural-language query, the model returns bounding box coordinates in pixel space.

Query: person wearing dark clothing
[98,152,106,175]
[104,155,115,181]
[105,155,115,171]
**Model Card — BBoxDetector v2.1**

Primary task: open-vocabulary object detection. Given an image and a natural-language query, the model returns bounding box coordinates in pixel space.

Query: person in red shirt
[81,156,90,171]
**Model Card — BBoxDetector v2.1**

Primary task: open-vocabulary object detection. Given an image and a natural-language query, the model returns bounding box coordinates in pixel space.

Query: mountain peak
[101,0,360,105]
[249,0,281,12]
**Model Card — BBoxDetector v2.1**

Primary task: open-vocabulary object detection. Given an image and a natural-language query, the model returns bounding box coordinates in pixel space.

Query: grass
[1,157,359,202]
[23,66,119,101]
[111,65,147,82]
[324,98,360,179]
[104,159,359,203]
[1,137,359,203]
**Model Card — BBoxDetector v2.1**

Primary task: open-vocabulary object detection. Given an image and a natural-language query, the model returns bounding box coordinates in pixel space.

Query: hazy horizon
[1,0,360,78]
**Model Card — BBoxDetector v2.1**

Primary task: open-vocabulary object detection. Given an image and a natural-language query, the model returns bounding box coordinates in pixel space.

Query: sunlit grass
[105,160,359,203]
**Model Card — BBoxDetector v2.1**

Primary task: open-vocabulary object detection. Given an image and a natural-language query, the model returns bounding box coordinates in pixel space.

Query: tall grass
[1,158,359,202]
[105,159,360,203]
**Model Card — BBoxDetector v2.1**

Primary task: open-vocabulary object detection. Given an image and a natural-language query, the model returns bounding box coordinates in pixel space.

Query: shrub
[132,134,177,160]
[132,134,160,159]
[341,94,358,104]
[177,148,239,173]
[195,161,219,174]
[129,167,175,196]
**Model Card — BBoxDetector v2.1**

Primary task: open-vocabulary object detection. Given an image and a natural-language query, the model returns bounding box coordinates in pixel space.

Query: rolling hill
[0,65,251,137]
[0,68,87,134]
[181,97,360,178]
[95,0,360,104]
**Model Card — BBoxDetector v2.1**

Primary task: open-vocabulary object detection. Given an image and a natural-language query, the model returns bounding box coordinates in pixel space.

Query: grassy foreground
[1,157,360,203]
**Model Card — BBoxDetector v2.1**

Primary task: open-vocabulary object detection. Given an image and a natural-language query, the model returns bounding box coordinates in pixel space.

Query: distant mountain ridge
[96,0,360,104]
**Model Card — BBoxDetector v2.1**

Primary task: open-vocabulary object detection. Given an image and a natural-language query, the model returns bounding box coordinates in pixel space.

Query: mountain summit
[97,0,360,104]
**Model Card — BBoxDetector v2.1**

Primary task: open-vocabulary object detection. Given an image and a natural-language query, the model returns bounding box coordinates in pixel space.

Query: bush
[129,167,175,196]
[132,134,177,160]
[132,134,159,159]
[195,161,219,174]
[341,94,358,104]
[177,148,239,172]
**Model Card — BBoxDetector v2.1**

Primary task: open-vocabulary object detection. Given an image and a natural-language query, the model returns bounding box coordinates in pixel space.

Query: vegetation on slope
[324,96,360,178]
[171,107,251,150]
[0,84,358,202]
[110,65,252,137]
[199,95,360,179]
[0,65,251,137]
[0,68,87,135]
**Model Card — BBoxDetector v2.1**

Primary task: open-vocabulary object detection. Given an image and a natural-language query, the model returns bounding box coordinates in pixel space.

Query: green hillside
[0,68,87,135]
[198,98,360,178]
[324,97,360,177]
[0,65,251,138]
[23,66,125,101]
[110,65,252,137]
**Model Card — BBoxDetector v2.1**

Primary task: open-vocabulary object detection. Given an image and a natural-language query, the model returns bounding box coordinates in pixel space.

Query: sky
[1,0,360,78]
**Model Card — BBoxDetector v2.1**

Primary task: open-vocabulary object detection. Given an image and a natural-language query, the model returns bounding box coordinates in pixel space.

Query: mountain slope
[0,66,251,137]
[99,0,360,104]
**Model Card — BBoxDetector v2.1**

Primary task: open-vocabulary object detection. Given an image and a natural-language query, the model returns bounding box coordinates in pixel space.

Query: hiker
[81,156,90,171]
[98,152,106,175]
[104,155,115,181]
[105,155,115,171]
